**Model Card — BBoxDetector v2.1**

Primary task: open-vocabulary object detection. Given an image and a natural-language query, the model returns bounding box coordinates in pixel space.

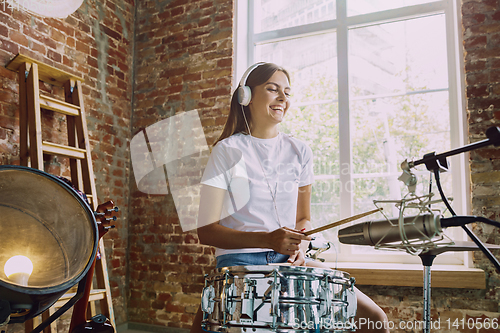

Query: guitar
[69,200,118,333]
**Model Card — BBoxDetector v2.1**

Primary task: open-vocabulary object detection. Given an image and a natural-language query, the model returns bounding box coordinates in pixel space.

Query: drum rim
[211,264,351,279]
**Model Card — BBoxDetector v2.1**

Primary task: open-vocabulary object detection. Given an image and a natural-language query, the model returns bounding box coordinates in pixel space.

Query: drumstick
[304,208,383,236]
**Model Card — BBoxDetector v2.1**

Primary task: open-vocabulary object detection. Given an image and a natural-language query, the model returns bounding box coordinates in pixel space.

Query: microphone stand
[418,253,436,333]
[402,126,500,333]
[417,242,500,333]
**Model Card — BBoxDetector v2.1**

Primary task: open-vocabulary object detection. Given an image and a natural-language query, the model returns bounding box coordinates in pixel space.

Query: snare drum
[201,265,356,332]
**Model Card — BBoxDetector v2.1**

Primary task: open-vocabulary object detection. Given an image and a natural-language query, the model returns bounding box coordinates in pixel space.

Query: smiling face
[248,70,291,132]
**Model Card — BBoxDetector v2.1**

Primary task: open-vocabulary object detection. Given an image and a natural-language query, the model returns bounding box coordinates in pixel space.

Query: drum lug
[319,276,332,317]
[346,285,357,319]
[241,279,256,322]
[270,269,281,330]
[222,282,236,315]
[200,285,215,314]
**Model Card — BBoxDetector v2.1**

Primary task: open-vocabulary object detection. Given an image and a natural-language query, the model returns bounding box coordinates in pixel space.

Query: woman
[191,63,389,333]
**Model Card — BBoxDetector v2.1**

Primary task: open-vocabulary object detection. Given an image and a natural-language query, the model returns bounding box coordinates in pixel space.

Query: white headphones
[237,62,266,106]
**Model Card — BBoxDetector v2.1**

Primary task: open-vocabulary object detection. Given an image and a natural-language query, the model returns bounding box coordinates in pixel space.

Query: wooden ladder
[6,54,116,333]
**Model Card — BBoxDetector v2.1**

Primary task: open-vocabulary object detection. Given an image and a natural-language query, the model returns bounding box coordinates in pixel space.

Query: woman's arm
[288,184,312,265]
[295,184,312,230]
[197,184,310,256]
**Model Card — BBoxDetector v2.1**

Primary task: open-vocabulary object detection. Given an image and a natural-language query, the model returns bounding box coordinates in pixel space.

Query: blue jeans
[216,251,289,268]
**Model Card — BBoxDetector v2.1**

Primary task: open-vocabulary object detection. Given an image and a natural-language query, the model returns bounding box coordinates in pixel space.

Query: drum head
[0,166,98,291]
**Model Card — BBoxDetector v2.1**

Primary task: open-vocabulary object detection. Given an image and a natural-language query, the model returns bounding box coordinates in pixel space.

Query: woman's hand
[266,226,311,256]
[287,248,307,266]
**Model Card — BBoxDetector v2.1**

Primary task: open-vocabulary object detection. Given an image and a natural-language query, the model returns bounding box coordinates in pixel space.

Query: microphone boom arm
[408,126,500,172]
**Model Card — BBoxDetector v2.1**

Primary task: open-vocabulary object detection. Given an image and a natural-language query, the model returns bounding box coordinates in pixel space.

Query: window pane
[348,15,451,209]
[351,93,450,174]
[348,0,437,16]
[350,91,451,209]
[256,33,339,232]
[344,13,453,260]
[254,0,336,33]
[256,33,338,104]
[349,15,448,97]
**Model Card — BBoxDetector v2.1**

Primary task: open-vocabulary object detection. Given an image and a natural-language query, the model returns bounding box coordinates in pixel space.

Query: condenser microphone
[338,214,442,246]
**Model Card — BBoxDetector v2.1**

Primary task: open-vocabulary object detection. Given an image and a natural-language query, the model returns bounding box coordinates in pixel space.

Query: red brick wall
[128,0,233,329]
[463,0,500,306]
[0,0,134,329]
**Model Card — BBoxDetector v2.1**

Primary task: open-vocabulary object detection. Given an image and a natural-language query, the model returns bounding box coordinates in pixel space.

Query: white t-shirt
[200,132,314,257]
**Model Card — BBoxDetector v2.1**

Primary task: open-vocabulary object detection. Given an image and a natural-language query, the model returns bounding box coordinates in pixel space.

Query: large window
[235,0,468,265]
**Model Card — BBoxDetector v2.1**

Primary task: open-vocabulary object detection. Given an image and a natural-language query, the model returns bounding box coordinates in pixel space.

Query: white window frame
[234,0,471,268]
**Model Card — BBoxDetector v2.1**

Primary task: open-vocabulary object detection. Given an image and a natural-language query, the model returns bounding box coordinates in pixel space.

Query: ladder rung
[42,141,86,159]
[6,53,83,86]
[39,94,80,116]
[53,289,106,308]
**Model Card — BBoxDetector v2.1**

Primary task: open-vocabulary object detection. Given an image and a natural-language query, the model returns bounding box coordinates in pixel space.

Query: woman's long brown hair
[213,63,291,146]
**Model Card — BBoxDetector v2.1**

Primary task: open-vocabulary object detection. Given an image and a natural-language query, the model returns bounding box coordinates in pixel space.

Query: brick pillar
[463,1,500,270]
[129,0,233,328]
